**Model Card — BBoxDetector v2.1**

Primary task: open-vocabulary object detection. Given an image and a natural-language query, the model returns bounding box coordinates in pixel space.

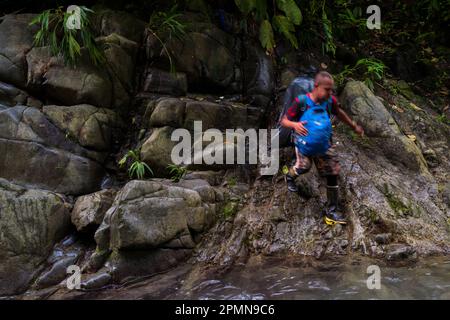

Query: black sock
[327,175,338,187]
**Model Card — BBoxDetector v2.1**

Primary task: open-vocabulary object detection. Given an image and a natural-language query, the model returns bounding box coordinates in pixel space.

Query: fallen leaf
[406,134,416,142]
[409,103,424,112]
[391,104,404,113]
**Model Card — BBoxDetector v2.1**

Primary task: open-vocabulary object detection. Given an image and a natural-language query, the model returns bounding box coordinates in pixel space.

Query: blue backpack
[294,94,333,156]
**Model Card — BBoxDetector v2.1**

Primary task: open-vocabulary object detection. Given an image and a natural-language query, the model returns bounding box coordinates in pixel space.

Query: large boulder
[0,179,71,295]
[108,180,215,249]
[0,14,38,88]
[71,189,117,232]
[147,98,186,128]
[141,68,187,96]
[340,81,430,175]
[147,97,261,130]
[140,126,178,176]
[90,179,218,281]
[26,31,137,110]
[26,47,114,108]
[93,8,146,43]
[42,104,121,151]
[242,44,275,109]
[142,97,263,173]
[0,105,105,195]
[0,80,42,108]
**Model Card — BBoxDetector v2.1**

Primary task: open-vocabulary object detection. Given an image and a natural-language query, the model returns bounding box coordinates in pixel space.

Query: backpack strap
[295,94,308,120]
[326,97,333,117]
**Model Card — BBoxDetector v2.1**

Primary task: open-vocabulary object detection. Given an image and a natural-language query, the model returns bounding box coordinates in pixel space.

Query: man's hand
[353,123,364,137]
[293,121,308,136]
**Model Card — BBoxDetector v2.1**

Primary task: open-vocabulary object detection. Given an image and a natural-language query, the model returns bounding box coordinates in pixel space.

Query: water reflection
[173,257,450,300]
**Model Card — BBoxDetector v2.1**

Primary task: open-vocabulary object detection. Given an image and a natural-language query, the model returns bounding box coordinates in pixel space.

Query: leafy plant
[29,6,104,66]
[147,4,187,73]
[167,164,187,182]
[119,150,153,180]
[436,114,450,125]
[337,7,367,33]
[227,176,237,187]
[223,201,239,219]
[356,58,385,90]
[335,58,386,91]
[321,11,335,56]
[234,0,302,53]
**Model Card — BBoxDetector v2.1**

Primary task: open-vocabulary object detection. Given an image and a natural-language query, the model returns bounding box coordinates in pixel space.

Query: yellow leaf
[409,103,424,112]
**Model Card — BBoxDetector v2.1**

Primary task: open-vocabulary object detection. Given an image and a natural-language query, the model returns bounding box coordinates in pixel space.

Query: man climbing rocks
[280,71,364,225]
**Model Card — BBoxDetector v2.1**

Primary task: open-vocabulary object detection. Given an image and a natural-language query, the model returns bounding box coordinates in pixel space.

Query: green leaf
[273,15,298,49]
[254,0,268,20]
[234,0,257,15]
[142,162,154,176]
[276,0,302,25]
[259,20,275,53]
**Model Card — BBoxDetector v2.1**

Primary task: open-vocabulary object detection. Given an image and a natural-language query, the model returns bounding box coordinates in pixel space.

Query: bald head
[312,71,334,102]
[314,71,334,86]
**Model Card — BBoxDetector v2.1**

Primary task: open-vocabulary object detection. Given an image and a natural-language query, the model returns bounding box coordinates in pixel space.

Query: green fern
[259,20,275,53]
[119,150,153,180]
[321,11,336,56]
[167,164,187,182]
[147,4,187,73]
[335,58,386,91]
[30,6,105,66]
[276,0,302,25]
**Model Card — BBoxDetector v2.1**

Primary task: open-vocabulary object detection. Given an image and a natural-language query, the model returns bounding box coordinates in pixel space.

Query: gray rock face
[108,248,192,283]
[340,81,429,175]
[0,12,139,111]
[107,179,216,249]
[0,14,37,88]
[71,189,117,232]
[142,68,187,96]
[147,98,186,128]
[242,44,275,108]
[0,105,105,195]
[0,81,40,107]
[93,9,146,43]
[147,97,261,130]
[0,179,71,295]
[42,104,120,151]
[140,126,178,175]
[142,97,263,174]
[147,25,241,92]
[26,47,114,108]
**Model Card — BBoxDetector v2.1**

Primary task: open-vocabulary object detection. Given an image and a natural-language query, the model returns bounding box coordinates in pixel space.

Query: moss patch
[383,183,413,217]
[223,201,239,219]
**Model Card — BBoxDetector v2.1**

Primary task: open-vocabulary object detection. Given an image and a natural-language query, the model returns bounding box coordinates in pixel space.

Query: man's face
[315,78,334,101]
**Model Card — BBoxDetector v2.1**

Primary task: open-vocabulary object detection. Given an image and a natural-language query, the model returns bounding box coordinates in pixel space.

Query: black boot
[324,185,347,225]
[285,166,299,193]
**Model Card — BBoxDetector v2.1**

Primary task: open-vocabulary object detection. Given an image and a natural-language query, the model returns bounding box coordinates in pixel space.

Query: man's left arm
[331,97,364,137]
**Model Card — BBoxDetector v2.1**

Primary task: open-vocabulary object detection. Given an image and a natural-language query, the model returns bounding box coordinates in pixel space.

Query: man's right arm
[280,97,308,135]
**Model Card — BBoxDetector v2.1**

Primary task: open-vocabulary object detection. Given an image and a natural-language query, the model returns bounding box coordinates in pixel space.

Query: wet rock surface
[0,179,71,295]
